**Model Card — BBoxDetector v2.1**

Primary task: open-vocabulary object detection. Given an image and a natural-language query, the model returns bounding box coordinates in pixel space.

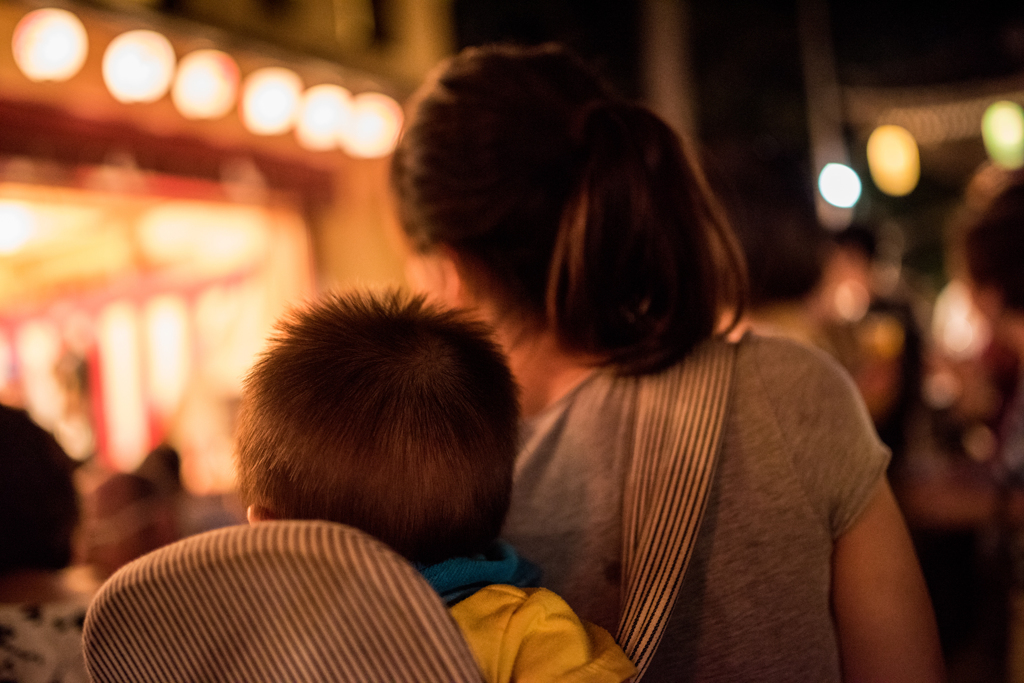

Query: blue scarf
[418,540,542,606]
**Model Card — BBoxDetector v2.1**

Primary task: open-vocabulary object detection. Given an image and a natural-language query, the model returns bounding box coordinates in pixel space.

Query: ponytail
[546,101,746,373]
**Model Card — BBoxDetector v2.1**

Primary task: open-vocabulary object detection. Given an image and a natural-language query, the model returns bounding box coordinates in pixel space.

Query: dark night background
[452,0,1024,287]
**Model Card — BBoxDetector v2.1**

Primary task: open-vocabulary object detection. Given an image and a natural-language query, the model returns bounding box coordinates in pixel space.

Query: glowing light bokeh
[866,125,920,197]
[172,49,239,120]
[0,335,11,389]
[12,8,88,82]
[341,92,404,158]
[932,279,991,361]
[817,163,862,208]
[982,100,1024,170]
[295,84,353,151]
[0,201,37,254]
[833,279,871,322]
[98,301,150,471]
[15,320,63,431]
[137,201,269,273]
[103,30,177,104]
[240,67,303,136]
[145,295,191,421]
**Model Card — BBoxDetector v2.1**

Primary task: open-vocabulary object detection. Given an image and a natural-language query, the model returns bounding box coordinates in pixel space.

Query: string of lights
[10,6,403,157]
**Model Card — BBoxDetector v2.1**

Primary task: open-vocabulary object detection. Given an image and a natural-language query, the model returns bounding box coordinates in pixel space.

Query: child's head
[235,289,519,566]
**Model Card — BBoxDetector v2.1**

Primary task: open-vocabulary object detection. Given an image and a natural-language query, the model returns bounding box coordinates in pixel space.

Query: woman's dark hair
[0,405,80,574]
[235,289,520,566]
[392,43,747,374]
[959,167,1024,313]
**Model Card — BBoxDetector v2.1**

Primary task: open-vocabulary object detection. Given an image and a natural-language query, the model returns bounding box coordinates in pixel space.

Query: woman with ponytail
[392,43,943,682]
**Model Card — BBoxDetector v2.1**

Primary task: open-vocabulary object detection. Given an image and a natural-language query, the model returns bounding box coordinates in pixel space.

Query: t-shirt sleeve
[745,335,891,538]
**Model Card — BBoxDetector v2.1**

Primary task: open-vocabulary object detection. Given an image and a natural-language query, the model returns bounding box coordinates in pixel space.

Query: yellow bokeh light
[866,124,920,197]
[340,92,403,158]
[145,295,191,421]
[296,84,353,151]
[172,49,239,120]
[12,8,88,82]
[137,201,269,273]
[103,30,177,104]
[97,301,149,471]
[982,101,1024,170]
[240,67,303,136]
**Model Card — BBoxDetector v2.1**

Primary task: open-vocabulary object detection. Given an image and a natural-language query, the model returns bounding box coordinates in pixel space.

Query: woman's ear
[405,246,467,308]
[246,505,275,526]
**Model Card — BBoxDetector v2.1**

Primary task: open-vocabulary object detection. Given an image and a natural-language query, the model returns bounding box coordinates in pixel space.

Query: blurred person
[957,166,1024,487]
[0,404,98,683]
[392,42,943,681]
[80,443,242,579]
[818,225,926,473]
[954,164,1024,681]
[818,224,1003,677]
[135,443,183,499]
[813,223,1013,680]
[81,471,179,579]
[236,289,636,683]
[711,147,831,349]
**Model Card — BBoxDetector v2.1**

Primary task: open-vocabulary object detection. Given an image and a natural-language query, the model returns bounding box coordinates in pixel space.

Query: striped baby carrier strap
[83,520,483,682]
[617,337,737,679]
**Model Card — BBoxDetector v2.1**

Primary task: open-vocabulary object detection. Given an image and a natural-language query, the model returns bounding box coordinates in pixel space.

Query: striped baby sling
[616,337,737,679]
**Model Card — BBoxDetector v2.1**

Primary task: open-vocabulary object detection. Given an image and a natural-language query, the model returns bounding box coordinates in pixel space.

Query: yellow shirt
[450,584,636,683]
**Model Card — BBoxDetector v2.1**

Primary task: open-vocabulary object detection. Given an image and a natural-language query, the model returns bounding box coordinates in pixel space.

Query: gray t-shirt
[503,334,889,682]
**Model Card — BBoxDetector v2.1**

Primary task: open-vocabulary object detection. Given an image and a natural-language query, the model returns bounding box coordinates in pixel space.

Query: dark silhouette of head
[959,167,1024,314]
[0,405,80,574]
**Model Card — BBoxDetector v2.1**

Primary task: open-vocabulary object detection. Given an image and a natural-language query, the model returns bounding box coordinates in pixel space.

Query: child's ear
[246,505,275,526]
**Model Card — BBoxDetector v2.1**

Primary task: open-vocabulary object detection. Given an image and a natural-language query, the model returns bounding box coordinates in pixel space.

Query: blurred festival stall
[0,0,448,494]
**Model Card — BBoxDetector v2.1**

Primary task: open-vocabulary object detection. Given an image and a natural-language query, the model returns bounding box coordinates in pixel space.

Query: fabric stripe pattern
[616,338,737,679]
[83,520,484,682]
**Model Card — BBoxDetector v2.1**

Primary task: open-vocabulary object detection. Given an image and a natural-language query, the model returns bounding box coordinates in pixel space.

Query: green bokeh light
[982,101,1024,170]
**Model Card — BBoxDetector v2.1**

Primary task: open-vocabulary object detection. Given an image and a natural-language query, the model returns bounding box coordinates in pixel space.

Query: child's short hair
[235,289,520,565]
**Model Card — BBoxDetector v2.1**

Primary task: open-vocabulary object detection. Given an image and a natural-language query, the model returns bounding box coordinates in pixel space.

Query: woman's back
[393,42,944,681]
[504,334,888,680]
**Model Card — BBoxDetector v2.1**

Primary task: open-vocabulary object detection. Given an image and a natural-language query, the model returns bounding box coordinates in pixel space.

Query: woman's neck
[445,278,604,417]
[495,324,603,418]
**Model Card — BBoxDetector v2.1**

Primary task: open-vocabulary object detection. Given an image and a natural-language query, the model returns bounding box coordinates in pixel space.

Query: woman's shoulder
[728,332,890,534]
[626,333,856,407]
[729,331,876,432]
[588,333,857,419]
[732,332,862,404]
[735,330,845,371]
